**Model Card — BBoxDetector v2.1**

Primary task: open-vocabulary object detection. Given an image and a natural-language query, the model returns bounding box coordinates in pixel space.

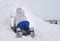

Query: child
[14,8,30,32]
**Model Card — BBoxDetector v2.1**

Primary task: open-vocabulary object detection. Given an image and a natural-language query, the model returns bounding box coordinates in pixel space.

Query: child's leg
[17,22,24,30]
[24,21,29,31]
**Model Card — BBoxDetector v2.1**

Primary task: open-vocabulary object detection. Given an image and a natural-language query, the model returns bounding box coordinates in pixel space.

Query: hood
[16,7,25,15]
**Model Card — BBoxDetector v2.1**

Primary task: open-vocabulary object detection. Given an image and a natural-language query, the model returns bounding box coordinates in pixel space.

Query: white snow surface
[0,0,60,41]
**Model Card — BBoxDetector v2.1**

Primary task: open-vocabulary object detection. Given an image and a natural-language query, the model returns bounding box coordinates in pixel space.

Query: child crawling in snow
[14,7,30,33]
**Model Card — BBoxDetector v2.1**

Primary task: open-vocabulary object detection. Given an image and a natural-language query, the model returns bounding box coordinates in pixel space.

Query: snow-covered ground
[0,0,60,41]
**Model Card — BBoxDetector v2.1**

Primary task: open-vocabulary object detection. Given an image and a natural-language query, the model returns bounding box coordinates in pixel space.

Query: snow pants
[17,21,29,31]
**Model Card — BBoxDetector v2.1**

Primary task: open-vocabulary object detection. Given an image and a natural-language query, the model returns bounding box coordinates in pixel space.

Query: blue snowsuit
[17,21,29,31]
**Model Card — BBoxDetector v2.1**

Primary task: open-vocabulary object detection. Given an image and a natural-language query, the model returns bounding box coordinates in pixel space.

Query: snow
[0,0,60,41]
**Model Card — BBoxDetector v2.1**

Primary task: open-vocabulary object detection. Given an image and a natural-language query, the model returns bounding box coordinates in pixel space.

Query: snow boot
[16,28,22,38]
[30,27,35,38]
